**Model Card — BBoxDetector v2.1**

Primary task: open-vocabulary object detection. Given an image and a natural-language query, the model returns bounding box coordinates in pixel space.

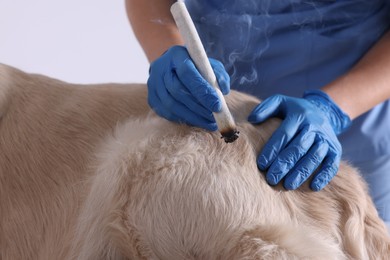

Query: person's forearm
[322,30,390,120]
[126,0,184,62]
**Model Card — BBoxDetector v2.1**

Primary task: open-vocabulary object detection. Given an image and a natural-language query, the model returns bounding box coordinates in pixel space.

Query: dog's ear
[68,161,152,260]
[225,224,344,260]
[104,207,156,260]
[360,194,390,259]
[329,163,390,259]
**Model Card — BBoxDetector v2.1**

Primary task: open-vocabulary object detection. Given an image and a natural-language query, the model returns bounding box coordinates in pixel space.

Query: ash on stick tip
[221,129,240,143]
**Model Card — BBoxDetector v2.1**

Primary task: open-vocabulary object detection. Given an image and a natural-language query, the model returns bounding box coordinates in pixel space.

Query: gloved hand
[248,90,351,191]
[147,45,230,131]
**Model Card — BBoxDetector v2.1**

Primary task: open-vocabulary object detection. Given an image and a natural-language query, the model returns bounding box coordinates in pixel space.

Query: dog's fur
[0,63,389,259]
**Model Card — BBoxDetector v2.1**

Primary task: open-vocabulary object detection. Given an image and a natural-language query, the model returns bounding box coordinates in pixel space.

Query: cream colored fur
[1,63,389,259]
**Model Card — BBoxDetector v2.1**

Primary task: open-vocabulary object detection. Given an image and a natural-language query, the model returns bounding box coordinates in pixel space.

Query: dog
[1,63,389,259]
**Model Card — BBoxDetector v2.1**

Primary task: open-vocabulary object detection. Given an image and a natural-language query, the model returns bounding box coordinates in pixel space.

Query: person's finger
[310,150,340,191]
[257,116,301,171]
[210,58,230,95]
[248,95,285,123]
[164,72,215,122]
[147,81,181,122]
[265,127,316,186]
[282,138,329,190]
[176,58,221,112]
[155,80,217,131]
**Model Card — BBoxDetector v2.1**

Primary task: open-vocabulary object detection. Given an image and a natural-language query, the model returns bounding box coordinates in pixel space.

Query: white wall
[0,0,149,84]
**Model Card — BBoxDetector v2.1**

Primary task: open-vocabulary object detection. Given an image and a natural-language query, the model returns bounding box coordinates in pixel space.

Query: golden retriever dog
[1,63,389,259]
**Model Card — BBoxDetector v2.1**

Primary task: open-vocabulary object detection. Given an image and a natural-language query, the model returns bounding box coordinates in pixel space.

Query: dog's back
[1,64,389,259]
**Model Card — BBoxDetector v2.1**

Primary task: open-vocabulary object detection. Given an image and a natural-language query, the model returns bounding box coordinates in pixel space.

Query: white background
[0,0,149,84]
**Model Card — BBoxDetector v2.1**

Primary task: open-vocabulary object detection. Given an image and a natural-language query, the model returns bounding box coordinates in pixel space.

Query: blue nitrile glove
[147,45,230,131]
[248,90,351,191]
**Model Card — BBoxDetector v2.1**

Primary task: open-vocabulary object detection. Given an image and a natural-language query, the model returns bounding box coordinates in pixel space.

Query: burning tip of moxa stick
[171,1,239,143]
[221,129,240,143]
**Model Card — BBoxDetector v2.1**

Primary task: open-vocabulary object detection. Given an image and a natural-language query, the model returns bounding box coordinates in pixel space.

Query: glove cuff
[303,90,352,135]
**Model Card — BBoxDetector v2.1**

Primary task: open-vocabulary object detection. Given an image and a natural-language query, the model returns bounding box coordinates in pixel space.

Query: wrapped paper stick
[171,1,239,143]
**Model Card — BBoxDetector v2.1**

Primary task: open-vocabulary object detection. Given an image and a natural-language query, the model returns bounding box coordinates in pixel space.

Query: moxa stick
[170,1,239,143]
